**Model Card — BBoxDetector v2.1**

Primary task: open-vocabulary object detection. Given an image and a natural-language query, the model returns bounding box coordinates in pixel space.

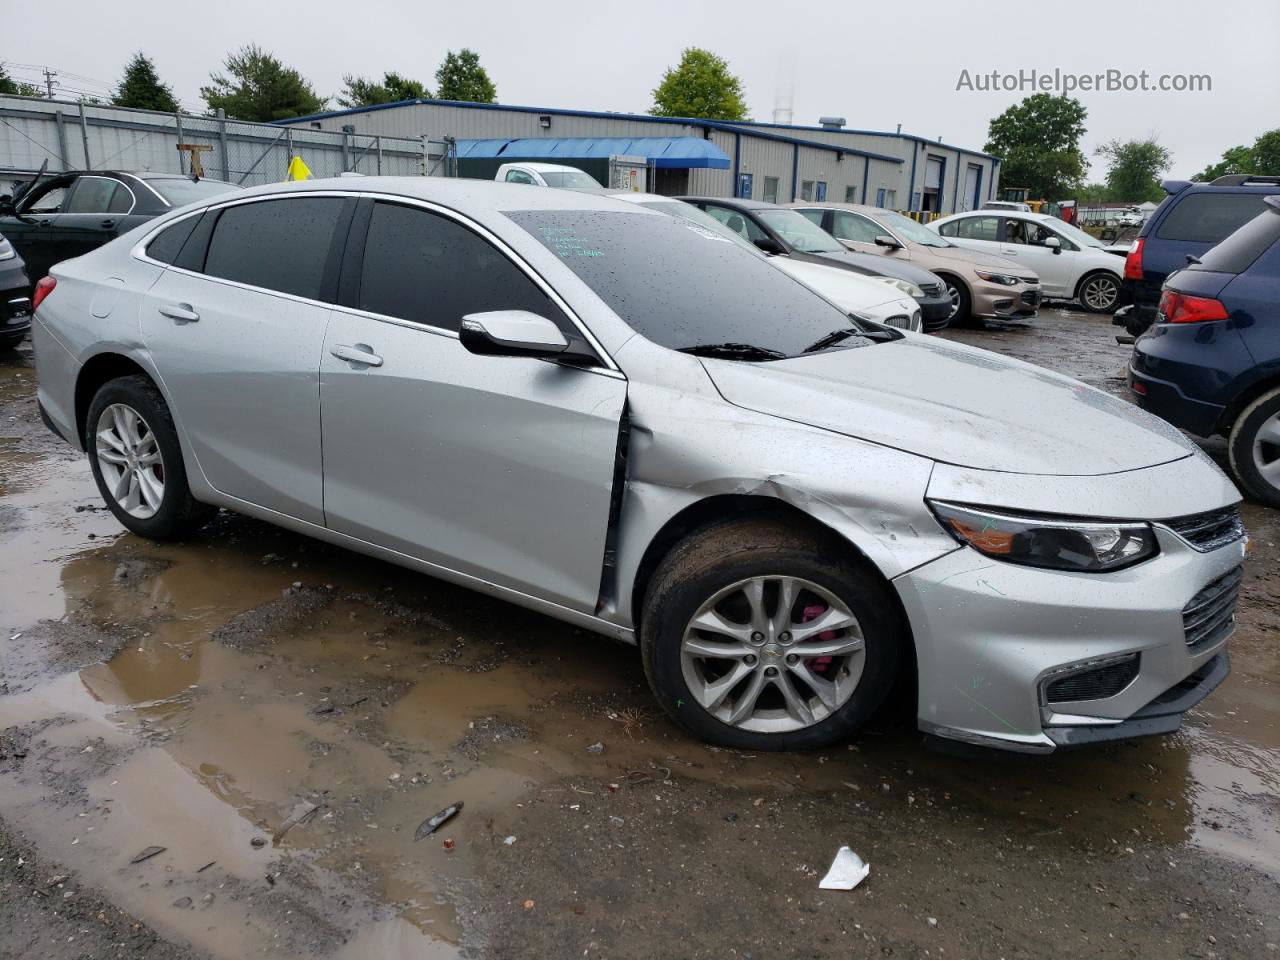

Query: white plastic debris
[503,836,517,846]
[818,846,870,891]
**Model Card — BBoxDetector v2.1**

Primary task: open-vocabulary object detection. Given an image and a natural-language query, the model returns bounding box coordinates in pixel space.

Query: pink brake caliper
[800,604,835,675]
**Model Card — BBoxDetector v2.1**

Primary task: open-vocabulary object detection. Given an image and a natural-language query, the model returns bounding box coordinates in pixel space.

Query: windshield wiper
[677,342,787,362]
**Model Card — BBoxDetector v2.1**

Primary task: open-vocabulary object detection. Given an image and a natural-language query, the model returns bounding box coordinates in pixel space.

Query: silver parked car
[32,178,1245,754]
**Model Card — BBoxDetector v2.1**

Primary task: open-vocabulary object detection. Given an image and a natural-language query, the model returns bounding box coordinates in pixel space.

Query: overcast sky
[8,0,1279,181]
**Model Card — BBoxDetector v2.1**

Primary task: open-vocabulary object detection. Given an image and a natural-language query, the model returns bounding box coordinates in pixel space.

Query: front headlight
[877,276,924,298]
[929,501,1159,572]
[975,270,1020,286]
[0,237,14,261]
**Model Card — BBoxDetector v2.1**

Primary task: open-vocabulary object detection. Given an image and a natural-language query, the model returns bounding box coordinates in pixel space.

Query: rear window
[1155,193,1271,243]
[1192,208,1280,275]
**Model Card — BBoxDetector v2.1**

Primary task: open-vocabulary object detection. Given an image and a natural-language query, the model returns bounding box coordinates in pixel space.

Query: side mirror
[459,310,571,358]
[752,236,785,255]
[1043,236,1062,254]
[873,234,902,250]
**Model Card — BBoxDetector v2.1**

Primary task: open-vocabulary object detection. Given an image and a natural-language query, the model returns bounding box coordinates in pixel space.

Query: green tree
[1195,128,1280,180]
[650,47,748,121]
[434,49,496,103]
[1096,137,1172,202]
[983,93,1088,201]
[112,52,179,112]
[0,63,42,97]
[338,71,430,108]
[200,44,325,121]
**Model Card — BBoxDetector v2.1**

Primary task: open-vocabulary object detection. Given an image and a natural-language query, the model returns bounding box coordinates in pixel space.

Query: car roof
[789,201,892,217]
[679,196,777,211]
[501,162,591,174]
[196,175,661,214]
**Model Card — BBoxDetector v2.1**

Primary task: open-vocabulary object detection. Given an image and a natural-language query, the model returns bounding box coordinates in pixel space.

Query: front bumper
[917,292,954,332]
[894,526,1246,753]
[1,283,31,342]
[973,281,1040,321]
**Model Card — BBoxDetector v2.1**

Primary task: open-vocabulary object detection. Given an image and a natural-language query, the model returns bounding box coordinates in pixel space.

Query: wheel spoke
[97,427,127,455]
[1259,457,1280,483]
[113,406,140,449]
[790,662,841,711]
[689,608,754,644]
[773,577,798,632]
[1255,417,1280,447]
[122,472,142,512]
[794,634,864,658]
[97,446,129,465]
[773,671,815,725]
[683,635,752,659]
[137,469,164,511]
[699,660,754,712]
[789,606,858,643]
[742,579,768,633]
[113,466,133,502]
[725,668,767,726]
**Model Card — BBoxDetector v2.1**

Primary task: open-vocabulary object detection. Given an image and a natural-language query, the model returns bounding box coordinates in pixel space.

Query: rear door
[140,194,353,523]
[54,175,136,260]
[319,197,626,611]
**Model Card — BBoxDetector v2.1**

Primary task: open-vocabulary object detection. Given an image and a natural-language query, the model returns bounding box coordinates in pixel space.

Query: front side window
[754,209,844,253]
[508,209,863,360]
[505,170,536,184]
[539,170,600,189]
[359,201,558,334]
[1005,218,1075,250]
[702,205,769,243]
[204,197,345,300]
[18,180,71,214]
[874,209,951,247]
[831,211,884,244]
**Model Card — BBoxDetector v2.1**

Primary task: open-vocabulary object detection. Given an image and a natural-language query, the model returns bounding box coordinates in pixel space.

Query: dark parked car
[1119,175,1280,336]
[1129,195,1280,505]
[0,170,237,288]
[677,196,954,331]
[0,233,32,350]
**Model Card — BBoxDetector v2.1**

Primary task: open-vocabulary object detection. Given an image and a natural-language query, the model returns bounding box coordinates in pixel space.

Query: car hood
[806,250,943,287]
[925,244,1033,276]
[702,335,1197,476]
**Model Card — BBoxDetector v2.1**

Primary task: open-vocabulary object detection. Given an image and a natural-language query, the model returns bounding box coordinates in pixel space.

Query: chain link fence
[1,94,455,194]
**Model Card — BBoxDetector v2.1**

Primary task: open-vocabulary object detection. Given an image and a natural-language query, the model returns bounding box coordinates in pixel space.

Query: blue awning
[454,136,730,169]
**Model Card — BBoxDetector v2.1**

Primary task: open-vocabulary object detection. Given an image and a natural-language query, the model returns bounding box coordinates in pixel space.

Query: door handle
[100,218,116,228]
[330,343,383,367]
[158,303,200,322]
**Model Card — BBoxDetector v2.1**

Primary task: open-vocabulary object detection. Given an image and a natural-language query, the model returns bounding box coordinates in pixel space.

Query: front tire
[640,517,906,751]
[941,276,971,326]
[1227,386,1280,507]
[1077,271,1121,313]
[86,375,216,540]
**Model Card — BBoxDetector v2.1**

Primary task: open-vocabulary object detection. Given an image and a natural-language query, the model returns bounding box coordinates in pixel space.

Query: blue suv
[1118,175,1280,336]
[1129,196,1280,505]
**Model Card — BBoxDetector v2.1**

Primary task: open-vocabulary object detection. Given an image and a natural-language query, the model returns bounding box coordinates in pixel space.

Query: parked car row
[30,176,1243,757]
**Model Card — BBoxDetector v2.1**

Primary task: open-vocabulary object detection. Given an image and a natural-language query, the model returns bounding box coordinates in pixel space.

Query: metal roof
[456,136,730,169]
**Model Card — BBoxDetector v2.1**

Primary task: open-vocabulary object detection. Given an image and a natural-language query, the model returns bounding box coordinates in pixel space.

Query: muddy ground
[1,307,1277,960]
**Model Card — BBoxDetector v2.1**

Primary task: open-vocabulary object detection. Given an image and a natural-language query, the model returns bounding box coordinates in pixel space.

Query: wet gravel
[1,312,1278,960]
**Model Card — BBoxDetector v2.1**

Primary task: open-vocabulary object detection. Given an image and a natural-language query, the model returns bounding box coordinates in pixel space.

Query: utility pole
[42,67,57,98]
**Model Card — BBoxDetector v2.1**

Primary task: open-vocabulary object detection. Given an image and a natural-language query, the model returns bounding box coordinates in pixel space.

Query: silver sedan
[31,178,1245,753]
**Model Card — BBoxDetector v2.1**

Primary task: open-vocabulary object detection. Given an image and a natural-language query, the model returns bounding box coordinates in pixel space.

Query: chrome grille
[1164,505,1245,551]
[883,314,911,330]
[918,282,943,298]
[1182,566,1242,650]
[1021,290,1041,306]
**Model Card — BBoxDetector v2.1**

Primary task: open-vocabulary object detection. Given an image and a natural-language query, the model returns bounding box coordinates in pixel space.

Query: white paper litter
[818,846,870,890]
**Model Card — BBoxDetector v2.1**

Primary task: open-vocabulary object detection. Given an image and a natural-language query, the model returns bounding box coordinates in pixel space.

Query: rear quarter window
[145,215,201,265]
[1192,208,1280,275]
[1155,193,1272,243]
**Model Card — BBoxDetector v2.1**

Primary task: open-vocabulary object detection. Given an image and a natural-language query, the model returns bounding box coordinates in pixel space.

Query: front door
[999,217,1073,295]
[319,198,626,612]
[1,176,75,283]
[140,195,352,523]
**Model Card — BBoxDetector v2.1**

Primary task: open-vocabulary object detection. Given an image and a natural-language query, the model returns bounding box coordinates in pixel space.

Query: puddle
[1,325,1278,957]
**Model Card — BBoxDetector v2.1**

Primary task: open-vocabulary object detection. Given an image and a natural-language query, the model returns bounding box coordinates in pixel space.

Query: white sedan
[612,193,922,332]
[929,210,1124,313]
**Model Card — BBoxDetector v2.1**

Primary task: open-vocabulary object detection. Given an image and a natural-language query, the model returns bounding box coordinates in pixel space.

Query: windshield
[755,209,844,253]
[634,200,762,254]
[148,178,238,207]
[540,171,601,189]
[508,209,871,359]
[873,209,951,247]
[1044,217,1104,249]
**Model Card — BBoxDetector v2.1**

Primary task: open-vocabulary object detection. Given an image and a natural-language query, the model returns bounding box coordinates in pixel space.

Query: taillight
[32,276,56,312]
[1158,289,1229,324]
[1123,237,1144,280]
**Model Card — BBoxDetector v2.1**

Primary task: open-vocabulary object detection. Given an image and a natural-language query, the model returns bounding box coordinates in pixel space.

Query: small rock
[171,896,192,909]
[586,742,604,755]
[523,899,536,910]
[927,918,937,928]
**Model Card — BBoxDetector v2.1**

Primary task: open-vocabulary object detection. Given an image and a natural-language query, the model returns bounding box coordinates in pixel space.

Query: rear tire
[0,333,24,352]
[86,375,216,540]
[1227,386,1280,507]
[1077,271,1121,313]
[639,516,906,751]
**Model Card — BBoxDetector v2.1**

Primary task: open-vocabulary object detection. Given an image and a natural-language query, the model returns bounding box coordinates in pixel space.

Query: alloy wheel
[680,576,865,734]
[95,403,166,519]
[946,283,962,320]
[1252,411,1280,492]
[1082,275,1119,311]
